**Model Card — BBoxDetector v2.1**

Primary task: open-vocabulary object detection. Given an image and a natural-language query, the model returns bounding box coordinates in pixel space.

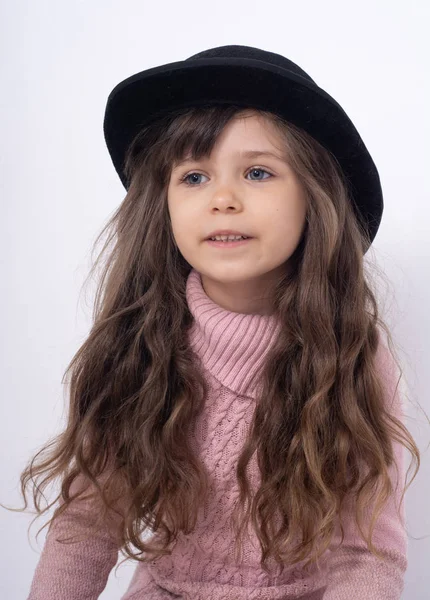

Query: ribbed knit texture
[27,267,408,599]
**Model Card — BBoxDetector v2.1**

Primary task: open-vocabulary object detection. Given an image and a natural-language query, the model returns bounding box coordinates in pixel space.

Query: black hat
[103,44,383,251]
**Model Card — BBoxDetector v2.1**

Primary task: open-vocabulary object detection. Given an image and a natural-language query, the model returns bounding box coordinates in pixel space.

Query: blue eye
[179,167,273,186]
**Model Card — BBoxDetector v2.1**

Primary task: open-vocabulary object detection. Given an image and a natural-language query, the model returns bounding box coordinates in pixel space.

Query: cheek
[170,203,201,235]
[168,202,183,231]
[170,218,198,250]
[267,209,306,251]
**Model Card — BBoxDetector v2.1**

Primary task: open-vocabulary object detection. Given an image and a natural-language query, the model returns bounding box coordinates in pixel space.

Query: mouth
[206,237,254,249]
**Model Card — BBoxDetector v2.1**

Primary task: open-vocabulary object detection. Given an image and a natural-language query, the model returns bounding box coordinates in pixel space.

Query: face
[167,111,307,315]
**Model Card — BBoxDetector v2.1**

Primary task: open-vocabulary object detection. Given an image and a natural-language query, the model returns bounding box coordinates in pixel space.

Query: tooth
[209,235,247,241]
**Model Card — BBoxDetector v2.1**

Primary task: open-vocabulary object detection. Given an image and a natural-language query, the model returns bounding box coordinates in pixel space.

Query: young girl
[9,45,422,599]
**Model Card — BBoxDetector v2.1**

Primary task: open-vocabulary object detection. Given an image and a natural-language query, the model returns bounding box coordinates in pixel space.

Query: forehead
[172,148,288,170]
[169,110,289,169]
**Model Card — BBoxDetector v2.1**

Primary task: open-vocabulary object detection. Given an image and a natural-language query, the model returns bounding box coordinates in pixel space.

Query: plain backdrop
[1,1,429,599]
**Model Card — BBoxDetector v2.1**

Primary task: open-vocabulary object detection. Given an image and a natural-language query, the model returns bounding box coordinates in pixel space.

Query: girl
[8,45,423,599]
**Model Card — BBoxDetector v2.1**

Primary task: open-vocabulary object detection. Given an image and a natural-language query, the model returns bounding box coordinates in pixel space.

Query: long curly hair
[4,104,423,577]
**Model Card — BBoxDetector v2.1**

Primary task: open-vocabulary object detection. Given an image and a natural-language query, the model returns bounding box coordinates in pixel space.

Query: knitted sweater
[27,267,408,600]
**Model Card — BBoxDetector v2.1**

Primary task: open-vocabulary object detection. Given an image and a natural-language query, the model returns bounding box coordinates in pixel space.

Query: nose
[210,185,241,209]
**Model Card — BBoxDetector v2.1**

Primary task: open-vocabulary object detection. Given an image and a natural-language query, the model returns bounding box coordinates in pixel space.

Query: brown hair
[4,104,424,577]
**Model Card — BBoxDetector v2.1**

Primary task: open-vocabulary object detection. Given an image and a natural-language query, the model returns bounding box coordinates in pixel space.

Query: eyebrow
[173,149,287,169]
[240,150,286,161]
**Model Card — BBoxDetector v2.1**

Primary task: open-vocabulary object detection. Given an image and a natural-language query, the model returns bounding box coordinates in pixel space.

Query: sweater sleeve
[27,472,125,600]
[324,339,409,600]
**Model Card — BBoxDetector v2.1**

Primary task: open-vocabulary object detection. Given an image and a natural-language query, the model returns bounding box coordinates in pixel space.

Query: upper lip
[205,229,253,240]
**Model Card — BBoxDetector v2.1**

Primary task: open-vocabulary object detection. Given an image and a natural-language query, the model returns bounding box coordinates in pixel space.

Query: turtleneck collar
[185,268,282,399]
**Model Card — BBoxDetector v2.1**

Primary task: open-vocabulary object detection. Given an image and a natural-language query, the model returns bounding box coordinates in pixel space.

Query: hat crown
[186,44,316,86]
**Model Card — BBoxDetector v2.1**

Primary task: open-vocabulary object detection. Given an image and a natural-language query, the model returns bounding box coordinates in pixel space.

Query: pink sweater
[27,268,408,599]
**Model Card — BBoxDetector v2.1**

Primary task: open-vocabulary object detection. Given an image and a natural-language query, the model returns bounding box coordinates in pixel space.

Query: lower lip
[206,238,253,248]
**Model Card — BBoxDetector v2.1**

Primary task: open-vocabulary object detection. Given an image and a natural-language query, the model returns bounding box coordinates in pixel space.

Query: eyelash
[179,166,274,186]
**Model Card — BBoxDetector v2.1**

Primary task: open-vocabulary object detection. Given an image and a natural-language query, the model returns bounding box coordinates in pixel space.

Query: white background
[1,1,429,598]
